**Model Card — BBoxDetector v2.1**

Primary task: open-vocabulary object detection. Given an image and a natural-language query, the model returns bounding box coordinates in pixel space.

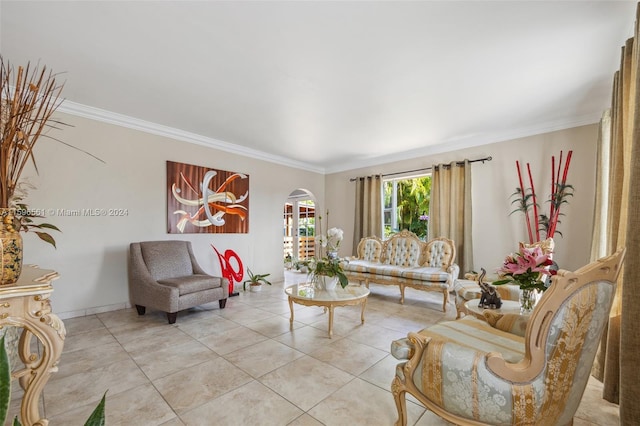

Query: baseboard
[57,302,133,320]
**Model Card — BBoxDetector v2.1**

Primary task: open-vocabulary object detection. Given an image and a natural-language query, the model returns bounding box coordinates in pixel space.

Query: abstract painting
[167,161,249,234]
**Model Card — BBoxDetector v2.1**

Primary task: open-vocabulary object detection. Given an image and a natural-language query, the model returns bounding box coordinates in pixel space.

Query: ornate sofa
[390,248,625,426]
[343,230,459,311]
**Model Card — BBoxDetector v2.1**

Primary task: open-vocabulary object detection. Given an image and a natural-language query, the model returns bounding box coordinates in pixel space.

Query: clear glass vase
[519,288,538,314]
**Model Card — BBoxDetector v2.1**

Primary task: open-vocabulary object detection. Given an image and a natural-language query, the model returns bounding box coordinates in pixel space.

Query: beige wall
[325,124,599,275]
[22,113,597,317]
[22,113,324,317]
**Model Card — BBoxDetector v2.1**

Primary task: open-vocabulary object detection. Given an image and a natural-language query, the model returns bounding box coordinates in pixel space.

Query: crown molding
[57,100,326,174]
[58,100,601,176]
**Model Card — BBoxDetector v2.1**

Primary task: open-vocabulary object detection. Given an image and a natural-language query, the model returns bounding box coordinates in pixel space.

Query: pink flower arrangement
[493,246,556,292]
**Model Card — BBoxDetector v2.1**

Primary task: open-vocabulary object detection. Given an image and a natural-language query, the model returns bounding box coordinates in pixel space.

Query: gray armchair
[128,240,229,324]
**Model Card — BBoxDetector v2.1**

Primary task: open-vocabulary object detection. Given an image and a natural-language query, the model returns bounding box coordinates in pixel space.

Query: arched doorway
[283,189,317,263]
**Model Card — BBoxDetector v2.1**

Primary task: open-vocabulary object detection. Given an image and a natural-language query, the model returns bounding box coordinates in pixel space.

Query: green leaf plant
[11,182,60,248]
[0,335,106,425]
[242,268,272,291]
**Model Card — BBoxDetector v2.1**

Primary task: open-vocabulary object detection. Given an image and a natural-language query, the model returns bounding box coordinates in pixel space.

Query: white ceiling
[1,1,636,173]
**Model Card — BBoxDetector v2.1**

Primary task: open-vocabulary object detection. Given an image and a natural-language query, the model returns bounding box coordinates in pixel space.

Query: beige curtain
[590,6,640,423]
[590,110,611,262]
[353,174,382,252]
[430,160,473,274]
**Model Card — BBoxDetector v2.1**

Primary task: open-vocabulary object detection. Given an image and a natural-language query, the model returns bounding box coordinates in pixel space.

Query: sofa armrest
[445,263,460,290]
[391,337,414,360]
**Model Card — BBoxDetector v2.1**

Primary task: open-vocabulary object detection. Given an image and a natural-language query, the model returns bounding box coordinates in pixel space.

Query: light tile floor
[8,271,619,425]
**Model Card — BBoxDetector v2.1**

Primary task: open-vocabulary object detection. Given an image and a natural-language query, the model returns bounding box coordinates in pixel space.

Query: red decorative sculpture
[211,244,243,296]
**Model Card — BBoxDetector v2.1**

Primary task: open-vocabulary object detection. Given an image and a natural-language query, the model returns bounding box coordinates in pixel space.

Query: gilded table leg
[0,267,62,426]
[328,305,335,338]
[288,297,294,329]
[360,299,367,324]
[455,296,463,319]
[16,311,65,426]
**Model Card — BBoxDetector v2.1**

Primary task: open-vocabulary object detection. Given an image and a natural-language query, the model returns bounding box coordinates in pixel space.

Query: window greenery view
[383,175,432,239]
[297,200,315,237]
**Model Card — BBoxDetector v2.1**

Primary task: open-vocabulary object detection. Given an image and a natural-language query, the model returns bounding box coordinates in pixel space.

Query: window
[383,175,432,239]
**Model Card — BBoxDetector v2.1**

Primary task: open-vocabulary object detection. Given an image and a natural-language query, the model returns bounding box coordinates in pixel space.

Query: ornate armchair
[391,248,625,426]
[128,241,229,324]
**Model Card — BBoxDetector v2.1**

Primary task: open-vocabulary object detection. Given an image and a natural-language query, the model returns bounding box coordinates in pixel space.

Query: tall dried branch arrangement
[510,151,573,244]
[0,58,65,208]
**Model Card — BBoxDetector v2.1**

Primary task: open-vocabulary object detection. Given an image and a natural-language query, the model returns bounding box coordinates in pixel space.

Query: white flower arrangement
[310,212,348,288]
[318,227,344,253]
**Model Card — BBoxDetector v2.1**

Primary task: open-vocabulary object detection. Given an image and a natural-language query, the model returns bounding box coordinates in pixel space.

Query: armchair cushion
[400,267,452,284]
[483,311,528,337]
[392,315,525,363]
[158,274,224,296]
[343,259,380,274]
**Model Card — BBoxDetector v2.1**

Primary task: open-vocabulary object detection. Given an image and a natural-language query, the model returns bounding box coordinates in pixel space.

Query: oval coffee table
[285,283,370,338]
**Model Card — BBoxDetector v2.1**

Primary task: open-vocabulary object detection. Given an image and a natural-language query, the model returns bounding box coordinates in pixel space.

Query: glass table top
[285,282,370,302]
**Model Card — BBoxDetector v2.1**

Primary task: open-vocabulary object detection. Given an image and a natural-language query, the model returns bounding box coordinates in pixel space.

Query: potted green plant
[309,256,349,290]
[284,254,293,270]
[242,268,272,292]
[309,220,348,290]
[293,258,310,273]
[11,182,60,248]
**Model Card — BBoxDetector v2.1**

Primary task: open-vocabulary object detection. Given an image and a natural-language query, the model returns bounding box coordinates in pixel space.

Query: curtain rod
[349,156,492,182]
